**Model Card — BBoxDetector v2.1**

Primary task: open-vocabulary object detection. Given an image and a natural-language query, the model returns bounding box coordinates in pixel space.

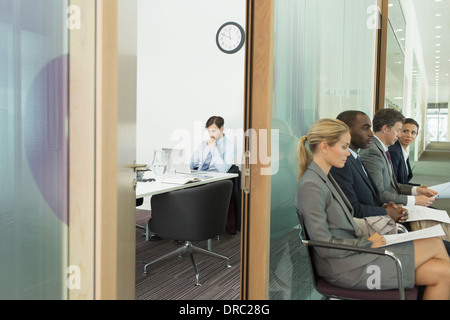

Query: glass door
[0,0,70,299]
[243,0,384,300]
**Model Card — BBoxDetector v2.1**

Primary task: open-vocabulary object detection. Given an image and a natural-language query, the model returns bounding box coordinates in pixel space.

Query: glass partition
[409,54,421,166]
[270,0,378,300]
[0,0,69,299]
[385,0,405,111]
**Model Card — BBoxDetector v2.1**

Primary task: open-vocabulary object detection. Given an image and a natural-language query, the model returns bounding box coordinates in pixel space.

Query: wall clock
[216,22,245,54]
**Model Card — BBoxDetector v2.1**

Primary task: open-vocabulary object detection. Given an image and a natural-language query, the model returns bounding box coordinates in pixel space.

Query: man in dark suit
[330,111,407,222]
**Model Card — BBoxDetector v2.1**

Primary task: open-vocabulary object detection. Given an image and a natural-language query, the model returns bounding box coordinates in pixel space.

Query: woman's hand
[368,233,386,248]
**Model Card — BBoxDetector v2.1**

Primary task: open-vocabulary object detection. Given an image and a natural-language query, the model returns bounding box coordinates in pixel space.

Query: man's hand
[207,137,217,149]
[415,195,435,207]
[417,187,438,198]
[385,205,408,223]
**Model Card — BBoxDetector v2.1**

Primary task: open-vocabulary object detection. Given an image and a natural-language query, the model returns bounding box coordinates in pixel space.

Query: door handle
[241,151,251,194]
[131,161,149,172]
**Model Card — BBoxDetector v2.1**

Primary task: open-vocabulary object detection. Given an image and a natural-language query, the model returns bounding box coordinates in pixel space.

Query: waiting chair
[296,210,418,300]
[226,164,242,234]
[142,180,233,286]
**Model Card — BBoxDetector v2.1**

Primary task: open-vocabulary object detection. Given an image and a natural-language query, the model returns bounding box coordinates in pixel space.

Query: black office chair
[226,164,241,234]
[296,210,419,300]
[142,180,233,286]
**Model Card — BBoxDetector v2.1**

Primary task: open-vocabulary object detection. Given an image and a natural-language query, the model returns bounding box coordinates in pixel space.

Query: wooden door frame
[69,0,136,300]
[241,0,274,300]
[69,0,96,300]
[374,0,389,112]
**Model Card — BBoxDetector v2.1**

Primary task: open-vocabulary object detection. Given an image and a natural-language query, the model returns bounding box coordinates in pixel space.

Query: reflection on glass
[409,54,421,167]
[385,0,406,111]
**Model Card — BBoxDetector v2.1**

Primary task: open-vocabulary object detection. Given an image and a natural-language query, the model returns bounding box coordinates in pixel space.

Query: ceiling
[412,0,450,104]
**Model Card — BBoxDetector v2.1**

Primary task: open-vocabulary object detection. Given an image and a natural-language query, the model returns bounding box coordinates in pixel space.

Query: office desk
[136,171,238,247]
[136,171,238,198]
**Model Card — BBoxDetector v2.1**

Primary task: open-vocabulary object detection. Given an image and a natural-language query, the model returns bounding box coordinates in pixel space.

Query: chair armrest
[302,239,406,300]
[396,224,408,234]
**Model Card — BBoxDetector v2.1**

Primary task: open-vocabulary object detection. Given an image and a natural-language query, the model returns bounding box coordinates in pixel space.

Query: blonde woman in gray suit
[295,119,450,299]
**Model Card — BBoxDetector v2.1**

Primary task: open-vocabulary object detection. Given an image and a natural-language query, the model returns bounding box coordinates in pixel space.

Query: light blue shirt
[190,135,236,173]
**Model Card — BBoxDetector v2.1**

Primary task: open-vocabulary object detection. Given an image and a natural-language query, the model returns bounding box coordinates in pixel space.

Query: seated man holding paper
[332,111,450,247]
[190,116,236,173]
[360,109,437,207]
[359,109,450,241]
[296,118,450,299]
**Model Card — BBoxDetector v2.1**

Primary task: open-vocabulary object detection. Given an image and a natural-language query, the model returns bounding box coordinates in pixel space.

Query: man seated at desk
[190,116,236,173]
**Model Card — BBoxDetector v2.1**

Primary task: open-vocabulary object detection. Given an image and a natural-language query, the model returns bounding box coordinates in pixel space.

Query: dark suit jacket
[388,141,419,186]
[331,155,387,219]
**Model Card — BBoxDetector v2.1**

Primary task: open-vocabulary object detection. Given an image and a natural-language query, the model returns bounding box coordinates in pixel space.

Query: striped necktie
[386,150,392,163]
[200,152,212,171]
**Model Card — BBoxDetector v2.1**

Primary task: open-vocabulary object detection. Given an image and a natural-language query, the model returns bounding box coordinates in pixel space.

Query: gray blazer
[359,137,413,205]
[295,161,377,279]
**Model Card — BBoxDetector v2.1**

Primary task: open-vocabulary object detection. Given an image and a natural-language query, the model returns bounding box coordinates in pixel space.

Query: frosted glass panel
[0,0,69,299]
[270,0,377,300]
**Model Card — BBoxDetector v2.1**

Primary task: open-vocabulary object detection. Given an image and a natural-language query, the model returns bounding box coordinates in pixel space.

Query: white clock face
[217,23,244,53]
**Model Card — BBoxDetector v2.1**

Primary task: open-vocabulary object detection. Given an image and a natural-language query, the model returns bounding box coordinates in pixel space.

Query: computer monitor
[162,148,192,174]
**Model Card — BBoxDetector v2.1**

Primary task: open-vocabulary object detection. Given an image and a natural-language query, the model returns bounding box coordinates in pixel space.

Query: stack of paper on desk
[382,225,445,247]
[429,182,450,199]
[404,206,450,224]
[161,177,201,185]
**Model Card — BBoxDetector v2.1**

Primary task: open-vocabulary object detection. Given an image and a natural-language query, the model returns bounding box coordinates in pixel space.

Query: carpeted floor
[134,141,450,300]
[411,141,450,212]
[135,209,241,300]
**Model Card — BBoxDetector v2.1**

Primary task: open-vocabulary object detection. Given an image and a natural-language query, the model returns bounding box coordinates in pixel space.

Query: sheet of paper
[429,182,450,199]
[161,177,201,185]
[382,225,445,247]
[404,205,450,224]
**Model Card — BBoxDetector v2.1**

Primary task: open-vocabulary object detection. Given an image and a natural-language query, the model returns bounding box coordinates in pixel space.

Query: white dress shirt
[402,146,410,175]
[190,135,236,173]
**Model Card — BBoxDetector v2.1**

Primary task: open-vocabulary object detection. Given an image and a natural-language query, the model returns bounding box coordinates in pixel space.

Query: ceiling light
[436,26,442,29]
[436,36,441,38]
[436,44,441,46]
[436,13,442,17]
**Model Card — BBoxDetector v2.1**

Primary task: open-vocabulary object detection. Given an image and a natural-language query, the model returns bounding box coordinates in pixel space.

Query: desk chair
[136,198,153,241]
[142,180,233,286]
[226,165,241,234]
[296,210,418,300]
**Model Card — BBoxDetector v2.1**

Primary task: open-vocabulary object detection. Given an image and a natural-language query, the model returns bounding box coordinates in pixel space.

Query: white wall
[137,0,246,167]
